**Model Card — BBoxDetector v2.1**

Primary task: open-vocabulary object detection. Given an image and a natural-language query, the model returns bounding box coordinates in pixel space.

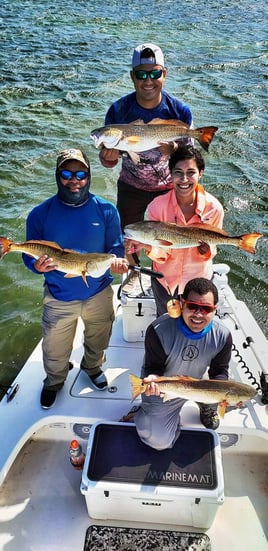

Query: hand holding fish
[34,254,58,273]
[99,147,119,168]
[197,241,211,257]
[157,140,178,157]
[143,374,164,397]
[125,238,171,264]
[110,257,129,274]
[124,238,151,255]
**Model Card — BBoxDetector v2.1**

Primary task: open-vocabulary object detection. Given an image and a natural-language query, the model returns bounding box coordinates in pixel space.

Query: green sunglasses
[134,69,163,80]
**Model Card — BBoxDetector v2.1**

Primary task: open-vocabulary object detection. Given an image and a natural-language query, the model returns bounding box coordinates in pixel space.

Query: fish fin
[187,223,229,236]
[147,118,189,128]
[127,151,141,164]
[131,119,146,125]
[153,239,173,247]
[175,375,200,382]
[0,236,13,257]
[125,136,142,144]
[217,400,228,418]
[129,374,144,400]
[62,247,80,254]
[238,233,263,254]
[82,271,89,287]
[147,246,171,263]
[162,394,171,403]
[28,239,63,249]
[194,126,218,152]
[63,273,89,288]
[155,375,199,383]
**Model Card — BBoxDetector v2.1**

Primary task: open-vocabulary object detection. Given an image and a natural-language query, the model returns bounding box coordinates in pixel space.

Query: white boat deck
[0,276,267,551]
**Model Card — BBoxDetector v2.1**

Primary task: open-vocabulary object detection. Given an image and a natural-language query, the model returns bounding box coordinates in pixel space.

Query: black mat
[87,424,218,490]
[84,525,211,550]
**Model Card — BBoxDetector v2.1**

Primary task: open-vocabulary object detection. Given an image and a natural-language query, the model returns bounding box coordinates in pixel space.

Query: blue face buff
[56,168,91,206]
[177,316,213,340]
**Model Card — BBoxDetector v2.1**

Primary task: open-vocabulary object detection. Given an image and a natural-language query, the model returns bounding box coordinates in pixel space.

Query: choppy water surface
[0,0,267,393]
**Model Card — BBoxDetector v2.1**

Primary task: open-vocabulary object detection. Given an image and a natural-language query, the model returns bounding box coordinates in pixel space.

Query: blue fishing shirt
[23,193,124,301]
[105,91,193,191]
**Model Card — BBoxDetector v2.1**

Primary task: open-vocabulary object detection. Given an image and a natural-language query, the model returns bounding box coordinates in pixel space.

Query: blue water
[0,0,267,393]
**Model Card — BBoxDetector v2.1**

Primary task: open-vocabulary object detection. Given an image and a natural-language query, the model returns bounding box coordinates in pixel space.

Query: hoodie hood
[56,170,91,206]
[55,148,91,206]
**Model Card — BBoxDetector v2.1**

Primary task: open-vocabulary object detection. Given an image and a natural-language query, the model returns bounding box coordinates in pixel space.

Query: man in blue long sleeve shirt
[23,148,128,408]
[100,43,192,221]
[99,43,193,292]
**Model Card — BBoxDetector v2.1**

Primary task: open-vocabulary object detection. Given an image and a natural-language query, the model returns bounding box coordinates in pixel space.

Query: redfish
[130,374,257,418]
[0,237,115,287]
[124,221,263,255]
[90,118,218,162]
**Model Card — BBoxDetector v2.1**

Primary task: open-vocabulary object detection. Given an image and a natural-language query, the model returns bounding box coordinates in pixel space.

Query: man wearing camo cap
[23,148,128,408]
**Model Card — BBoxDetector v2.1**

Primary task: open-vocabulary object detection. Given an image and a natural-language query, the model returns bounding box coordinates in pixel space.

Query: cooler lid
[87,423,219,490]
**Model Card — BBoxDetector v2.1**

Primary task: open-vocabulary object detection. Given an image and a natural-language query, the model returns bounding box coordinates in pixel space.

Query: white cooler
[121,295,156,342]
[80,422,224,529]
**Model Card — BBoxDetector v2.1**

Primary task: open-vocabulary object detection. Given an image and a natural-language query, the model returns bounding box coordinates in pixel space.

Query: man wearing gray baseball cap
[99,43,193,294]
[131,43,165,68]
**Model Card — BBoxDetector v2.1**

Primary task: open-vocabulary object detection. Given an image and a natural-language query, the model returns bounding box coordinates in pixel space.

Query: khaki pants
[42,285,115,390]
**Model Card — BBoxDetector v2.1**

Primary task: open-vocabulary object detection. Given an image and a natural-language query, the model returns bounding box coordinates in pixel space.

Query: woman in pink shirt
[127,145,224,316]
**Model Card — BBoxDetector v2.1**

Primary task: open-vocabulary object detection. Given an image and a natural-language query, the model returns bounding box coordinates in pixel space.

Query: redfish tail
[0,236,13,258]
[129,374,144,401]
[195,126,218,152]
[239,233,263,254]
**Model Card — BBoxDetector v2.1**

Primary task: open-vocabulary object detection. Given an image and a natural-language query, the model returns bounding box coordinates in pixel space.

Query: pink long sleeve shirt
[147,184,224,294]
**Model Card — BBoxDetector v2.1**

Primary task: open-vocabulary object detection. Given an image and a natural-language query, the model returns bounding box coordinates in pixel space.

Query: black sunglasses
[59,170,88,181]
[134,69,163,80]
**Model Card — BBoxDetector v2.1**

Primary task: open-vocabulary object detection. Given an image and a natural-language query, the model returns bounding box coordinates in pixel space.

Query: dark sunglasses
[59,170,88,181]
[134,69,163,80]
[183,300,216,314]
